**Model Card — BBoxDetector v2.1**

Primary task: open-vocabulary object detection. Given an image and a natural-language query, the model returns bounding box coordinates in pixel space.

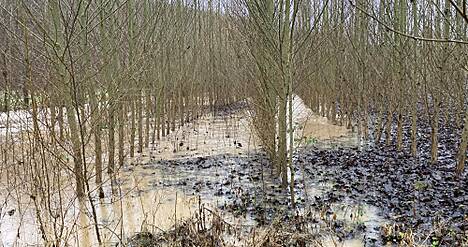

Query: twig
[350,0,468,45]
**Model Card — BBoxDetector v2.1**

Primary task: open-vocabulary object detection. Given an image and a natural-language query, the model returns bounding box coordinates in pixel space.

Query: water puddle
[75,189,198,246]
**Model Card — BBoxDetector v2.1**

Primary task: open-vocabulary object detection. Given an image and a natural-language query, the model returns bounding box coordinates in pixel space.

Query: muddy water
[74,189,197,246]
[140,109,258,161]
[0,195,41,246]
[0,96,385,247]
[291,96,350,141]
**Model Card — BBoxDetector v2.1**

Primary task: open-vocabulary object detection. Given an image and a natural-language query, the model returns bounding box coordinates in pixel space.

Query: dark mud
[204,100,249,117]
[368,106,466,162]
[300,145,467,246]
[138,137,467,246]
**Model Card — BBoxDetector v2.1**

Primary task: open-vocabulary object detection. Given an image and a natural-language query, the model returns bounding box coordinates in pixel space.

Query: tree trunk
[430,101,439,164]
[410,104,418,156]
[50,104,57,144]
[108,107,115,175]
[90,92,104,198]
[130,98,136,157]
[456,109,468,176]
[375,105,384,143]
[118,101,125,168]
[385,108,392,145]
[396,111,403,151]
[144,90,151,148]
[58,105,64,141]
[137,91,143,153]
[278,95,288,189]
[66,106,85,198]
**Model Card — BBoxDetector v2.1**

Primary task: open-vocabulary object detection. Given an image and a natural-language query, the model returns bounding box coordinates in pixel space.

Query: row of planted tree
[0,1,239,244]
[0,0,467,245]
[231,0,468,197]
[295,0,468,175]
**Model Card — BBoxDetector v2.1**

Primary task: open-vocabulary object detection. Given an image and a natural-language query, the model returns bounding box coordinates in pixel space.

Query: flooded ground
[2,96,464,246]
[0,96,383,247]
[99,96,376,246]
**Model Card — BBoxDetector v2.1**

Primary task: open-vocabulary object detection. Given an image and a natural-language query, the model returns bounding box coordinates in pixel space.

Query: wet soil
[301,145,467,246]
[1,98,467,246]
[138,143,467,246]
[120,99,468,246]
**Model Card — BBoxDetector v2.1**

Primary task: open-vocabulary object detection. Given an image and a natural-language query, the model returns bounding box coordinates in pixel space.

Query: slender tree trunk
[156,94,161,141]
[363,100,369,140]
[166,99,171,136]
[431,100,439,164]
[375,105,384,143]
[179,90,184,127]
[144,90,151,148]
[90,92,104,198]
[171,94,176,132]
[288,91,295,208]
[118,101,125,168]
[278,95,288,189]
[410,103,418,156]
[137,91,143,153]
[410,0,418,157]
[66,106,85,198]
[385,108,392,145]
[396,110,403,151]
[50,103,57,144]
[130,98,136,157]
[161,92,166,138]
[108,106,115,175]
[58,105,64,141]
[456,109,468,176]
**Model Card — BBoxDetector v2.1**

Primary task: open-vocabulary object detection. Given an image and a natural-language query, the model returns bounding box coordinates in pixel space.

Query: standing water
[0,96,386,247]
